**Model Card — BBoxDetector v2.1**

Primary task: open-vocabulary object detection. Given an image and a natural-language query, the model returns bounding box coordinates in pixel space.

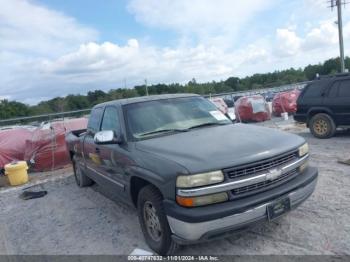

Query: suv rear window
[338,80,350,97]
[303,82,326,98]
[328,82,339,97]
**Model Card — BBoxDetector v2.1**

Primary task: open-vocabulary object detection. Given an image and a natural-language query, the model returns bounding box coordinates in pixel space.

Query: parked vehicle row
[210,89,300,123]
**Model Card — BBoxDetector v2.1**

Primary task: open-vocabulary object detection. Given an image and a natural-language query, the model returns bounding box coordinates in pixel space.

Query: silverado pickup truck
[66,94,318,255]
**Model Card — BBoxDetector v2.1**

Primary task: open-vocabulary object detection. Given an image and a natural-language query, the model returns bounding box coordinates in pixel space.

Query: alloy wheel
[143,201,162,242]
[314,119,328,136]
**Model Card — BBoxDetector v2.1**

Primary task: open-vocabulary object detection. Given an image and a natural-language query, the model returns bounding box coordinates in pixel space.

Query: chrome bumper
[167,177,317,242]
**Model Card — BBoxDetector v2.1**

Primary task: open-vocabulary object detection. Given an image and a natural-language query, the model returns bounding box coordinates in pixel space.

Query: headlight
[298,143,309,157]
[176,171,224,188]
[176,192,228,207]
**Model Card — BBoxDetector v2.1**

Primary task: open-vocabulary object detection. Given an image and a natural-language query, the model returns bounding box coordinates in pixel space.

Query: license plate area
[267,197,291,221]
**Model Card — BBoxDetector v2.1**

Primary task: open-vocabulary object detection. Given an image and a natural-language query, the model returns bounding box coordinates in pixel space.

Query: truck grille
[225,151,298,180]
[231,169,298,196]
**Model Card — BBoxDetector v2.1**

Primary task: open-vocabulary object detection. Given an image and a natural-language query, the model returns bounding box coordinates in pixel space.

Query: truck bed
[65,129,86,153]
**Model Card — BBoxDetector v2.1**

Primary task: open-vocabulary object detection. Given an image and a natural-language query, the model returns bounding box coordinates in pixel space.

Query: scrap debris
[19,190,47,200]
[338,158,350,166]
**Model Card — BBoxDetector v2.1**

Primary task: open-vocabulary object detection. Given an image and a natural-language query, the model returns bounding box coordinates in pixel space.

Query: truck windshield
[124,96,231,139]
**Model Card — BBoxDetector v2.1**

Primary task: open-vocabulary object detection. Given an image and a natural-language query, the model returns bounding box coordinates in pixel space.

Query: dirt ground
[0,120,349,255]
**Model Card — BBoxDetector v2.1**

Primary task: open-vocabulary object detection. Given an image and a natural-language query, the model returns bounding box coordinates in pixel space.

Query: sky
[1,0,350,104]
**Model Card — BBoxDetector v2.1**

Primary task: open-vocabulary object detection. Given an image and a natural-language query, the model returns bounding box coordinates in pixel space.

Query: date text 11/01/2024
[127,256,219,261]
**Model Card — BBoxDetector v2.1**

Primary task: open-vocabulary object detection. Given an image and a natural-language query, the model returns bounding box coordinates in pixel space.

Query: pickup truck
[66,94,318,255]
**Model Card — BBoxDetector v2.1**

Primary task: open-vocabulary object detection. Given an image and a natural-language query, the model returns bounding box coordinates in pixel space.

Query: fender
[307,107,334,120]
[127,166,176,201]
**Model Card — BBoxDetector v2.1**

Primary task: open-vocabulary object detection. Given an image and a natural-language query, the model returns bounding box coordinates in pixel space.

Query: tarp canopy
[0,118,88,171]
[0,127,35,169]
[272,89,300,116]
[235,95,271,122]
[209,97,228,114]
[24,118,88,172]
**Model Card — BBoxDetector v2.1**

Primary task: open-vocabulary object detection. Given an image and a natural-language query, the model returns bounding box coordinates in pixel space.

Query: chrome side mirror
[94,130,118,144]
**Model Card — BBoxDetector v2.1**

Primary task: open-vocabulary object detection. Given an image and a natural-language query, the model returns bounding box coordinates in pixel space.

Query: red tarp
[209,97,228,115]
[272,89,300,116]
[24,118,88,172]
[0,127,35,169]
[235,95,271,122]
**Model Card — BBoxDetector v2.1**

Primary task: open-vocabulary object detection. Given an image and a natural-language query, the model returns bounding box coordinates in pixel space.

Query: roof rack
[316,72,350,79]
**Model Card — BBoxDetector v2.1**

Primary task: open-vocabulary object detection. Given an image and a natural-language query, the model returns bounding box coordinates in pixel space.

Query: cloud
[0,0,276,104]
[42,40,141,75]
[2,39,263,103]
[127,0,275,47]
[0,0,98,57]
[40,40,236,85]
[0,0,98,104]
[303,20,339,51]
[275,29,302,57]
[273,19,350,60]
[2,0,350,105]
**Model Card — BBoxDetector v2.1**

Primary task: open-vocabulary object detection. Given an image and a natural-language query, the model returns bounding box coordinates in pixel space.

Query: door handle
[95,147,100,153]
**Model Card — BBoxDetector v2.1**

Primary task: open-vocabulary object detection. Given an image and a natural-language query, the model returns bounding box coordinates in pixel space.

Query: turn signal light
[176,192,228,207]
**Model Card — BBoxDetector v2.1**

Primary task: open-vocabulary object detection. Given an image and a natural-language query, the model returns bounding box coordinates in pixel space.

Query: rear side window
[303,82,325,98]
[87,107,103,133]
[328,82,339,98]
[101,106,120,132]
[338,80,350,97]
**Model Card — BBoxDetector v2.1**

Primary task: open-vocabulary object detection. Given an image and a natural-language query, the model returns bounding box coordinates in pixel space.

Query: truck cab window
[101,106,120,132]
[87,107,103,133]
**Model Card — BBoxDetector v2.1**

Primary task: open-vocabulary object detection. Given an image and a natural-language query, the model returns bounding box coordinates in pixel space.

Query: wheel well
[307,110,332,126]
[130,177,157,207]
[69,151,75,161]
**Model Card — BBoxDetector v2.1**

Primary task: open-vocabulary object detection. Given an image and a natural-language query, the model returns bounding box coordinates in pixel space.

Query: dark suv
[294,74,350,138]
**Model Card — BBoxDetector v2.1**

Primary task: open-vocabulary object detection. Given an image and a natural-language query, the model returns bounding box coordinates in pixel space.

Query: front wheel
[309,113,336,139]
[137,185,178,255]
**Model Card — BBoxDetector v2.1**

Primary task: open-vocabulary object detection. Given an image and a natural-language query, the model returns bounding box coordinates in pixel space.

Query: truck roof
[93,93,200,108]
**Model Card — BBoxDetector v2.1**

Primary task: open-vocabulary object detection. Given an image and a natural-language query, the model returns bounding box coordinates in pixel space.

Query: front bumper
[166,167,318,244]
[293,114,307,124]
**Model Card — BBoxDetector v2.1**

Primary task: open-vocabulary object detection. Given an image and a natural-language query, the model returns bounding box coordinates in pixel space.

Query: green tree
[0,100,29,119]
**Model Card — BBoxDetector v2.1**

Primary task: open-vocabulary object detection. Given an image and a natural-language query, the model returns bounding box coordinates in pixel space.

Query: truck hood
[135,123,305,174]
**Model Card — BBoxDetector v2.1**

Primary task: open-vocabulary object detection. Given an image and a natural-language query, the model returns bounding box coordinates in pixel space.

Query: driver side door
[95,106,127,199]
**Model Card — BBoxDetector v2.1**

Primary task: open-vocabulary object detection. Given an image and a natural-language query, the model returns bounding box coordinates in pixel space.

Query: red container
[24,118,88,172]
[272,89,300,116]
[235,95,271,122]
[0,127,35,169]
[209,97,228,115]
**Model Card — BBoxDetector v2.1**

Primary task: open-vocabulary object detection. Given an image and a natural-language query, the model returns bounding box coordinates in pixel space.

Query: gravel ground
[0,121,349,255]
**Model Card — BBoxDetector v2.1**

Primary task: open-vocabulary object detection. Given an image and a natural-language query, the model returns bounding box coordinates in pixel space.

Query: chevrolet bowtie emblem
[266,168,282,181]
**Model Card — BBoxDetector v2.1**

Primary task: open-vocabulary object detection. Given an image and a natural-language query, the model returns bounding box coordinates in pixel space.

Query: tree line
[1,56,350,120]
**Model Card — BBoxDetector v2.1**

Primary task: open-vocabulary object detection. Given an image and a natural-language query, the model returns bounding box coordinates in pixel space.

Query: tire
[137,185,178,255]
[309,113,336,139]
[72,155,93,187]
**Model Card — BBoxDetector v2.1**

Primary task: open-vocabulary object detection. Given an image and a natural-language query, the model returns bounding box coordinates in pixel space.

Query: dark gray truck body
[66,94,318,245]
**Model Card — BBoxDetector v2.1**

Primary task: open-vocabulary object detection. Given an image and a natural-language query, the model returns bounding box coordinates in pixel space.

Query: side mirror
[94,130,119,144]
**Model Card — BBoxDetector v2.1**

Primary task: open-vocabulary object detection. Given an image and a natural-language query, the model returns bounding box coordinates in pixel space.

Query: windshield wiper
[138,128,188,137]
[187,122,229,130]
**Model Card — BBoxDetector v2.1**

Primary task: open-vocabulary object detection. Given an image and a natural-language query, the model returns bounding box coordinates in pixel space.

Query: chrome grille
[232,169,298,195]
[225,151,298,179]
